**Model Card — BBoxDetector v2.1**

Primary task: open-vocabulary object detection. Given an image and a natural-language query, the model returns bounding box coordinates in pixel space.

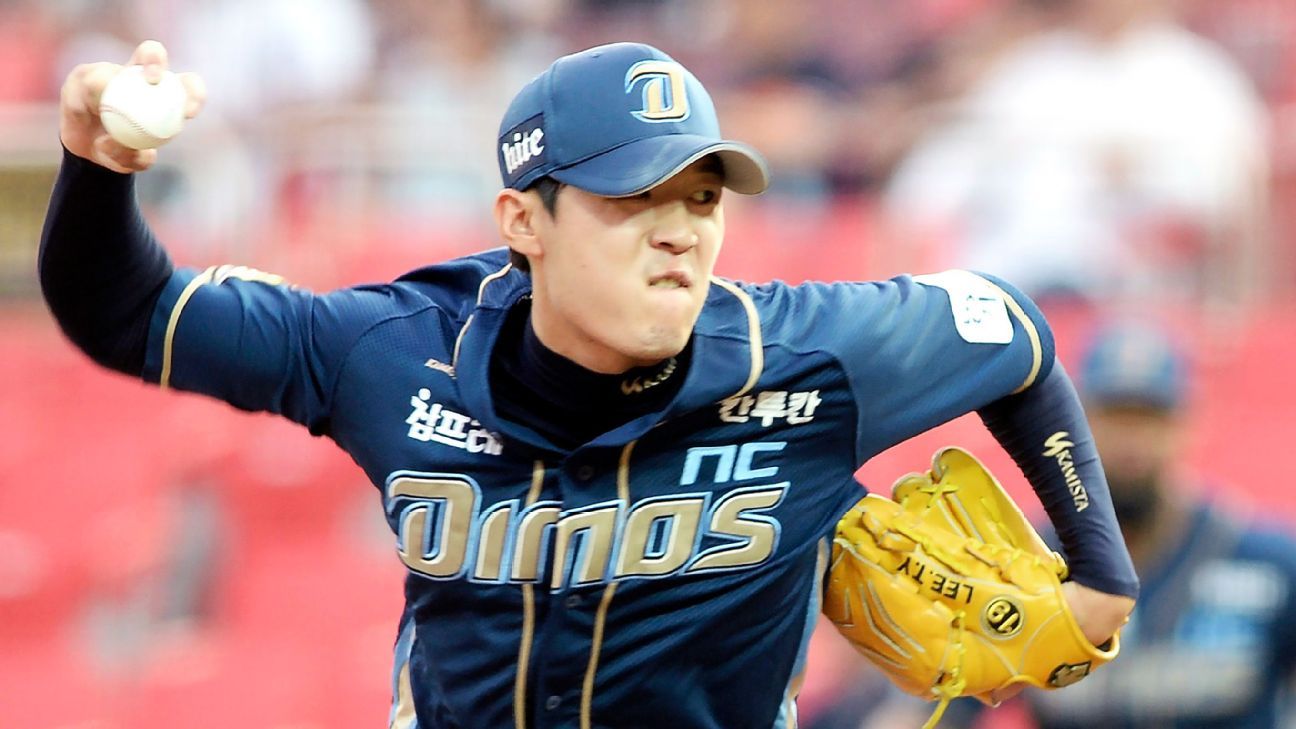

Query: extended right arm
[40,40,204,374]
[41,41,393,433]
[39,148,172,375]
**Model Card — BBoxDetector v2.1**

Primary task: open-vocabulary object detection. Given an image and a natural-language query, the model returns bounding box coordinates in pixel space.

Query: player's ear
[494,188,544,261]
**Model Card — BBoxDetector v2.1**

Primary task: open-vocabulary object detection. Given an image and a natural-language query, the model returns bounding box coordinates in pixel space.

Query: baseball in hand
[99,65,187,150]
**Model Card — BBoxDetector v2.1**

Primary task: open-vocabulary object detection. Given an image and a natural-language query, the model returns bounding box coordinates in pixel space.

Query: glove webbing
[895,481,1057,586]
[924,610,968,729]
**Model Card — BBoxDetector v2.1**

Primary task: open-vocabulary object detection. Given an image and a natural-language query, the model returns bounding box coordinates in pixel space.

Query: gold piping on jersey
[779,539,829,728]
[580,440,637,729]
[390,652,418,729]
[976,277,1043,393]
[453,262,514,368]
[159,266,217,389]
[708,277,764,398]
[514,459,545,729]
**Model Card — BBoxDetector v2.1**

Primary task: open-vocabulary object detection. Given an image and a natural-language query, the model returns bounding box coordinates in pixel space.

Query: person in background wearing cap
[42,40,1136,728]
[942,323,1296,729]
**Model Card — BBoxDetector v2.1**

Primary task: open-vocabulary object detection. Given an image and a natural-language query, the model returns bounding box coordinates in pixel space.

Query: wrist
[1062,580,1134,646]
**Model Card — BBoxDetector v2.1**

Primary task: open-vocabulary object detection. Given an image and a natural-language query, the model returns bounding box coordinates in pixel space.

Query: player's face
[1089,405,1180,482]
[1088,404,1182,523]
[528,159,725,372]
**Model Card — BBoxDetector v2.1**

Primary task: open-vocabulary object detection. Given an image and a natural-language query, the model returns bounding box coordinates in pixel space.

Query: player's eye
[691,189,719,205]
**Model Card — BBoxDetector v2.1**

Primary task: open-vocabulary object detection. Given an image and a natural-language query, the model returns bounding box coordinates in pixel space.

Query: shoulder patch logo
[914,270,1013,345]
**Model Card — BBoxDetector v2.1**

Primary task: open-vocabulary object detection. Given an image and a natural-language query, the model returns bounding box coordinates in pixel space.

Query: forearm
[39,146,173,375]
[978,360,1139,598]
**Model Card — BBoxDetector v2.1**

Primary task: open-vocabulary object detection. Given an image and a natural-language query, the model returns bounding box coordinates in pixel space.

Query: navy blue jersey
[141,248,1053,728]
[1023,501,1296,729]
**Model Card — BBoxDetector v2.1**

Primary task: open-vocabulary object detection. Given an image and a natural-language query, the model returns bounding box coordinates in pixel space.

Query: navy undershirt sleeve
[38,147,173,376]
[978,360,1140,599]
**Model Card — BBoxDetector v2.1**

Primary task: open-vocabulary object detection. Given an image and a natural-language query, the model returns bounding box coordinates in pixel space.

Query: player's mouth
[648,271,692,290]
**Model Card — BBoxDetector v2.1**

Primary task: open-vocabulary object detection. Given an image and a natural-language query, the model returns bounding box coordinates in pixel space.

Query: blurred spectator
[171,0,376,121]
[1184,0,1296,107]
[713,0,1004,200]
[365,0,559,218]
[944,322,1296,728]
[885,0,1269,321]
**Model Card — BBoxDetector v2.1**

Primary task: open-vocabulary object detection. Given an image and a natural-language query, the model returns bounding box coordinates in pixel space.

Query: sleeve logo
[1043,431,1089,512]
[914,270,1014,344]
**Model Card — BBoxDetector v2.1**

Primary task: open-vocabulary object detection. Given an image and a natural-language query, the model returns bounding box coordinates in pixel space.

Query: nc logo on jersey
[625,61,691,123]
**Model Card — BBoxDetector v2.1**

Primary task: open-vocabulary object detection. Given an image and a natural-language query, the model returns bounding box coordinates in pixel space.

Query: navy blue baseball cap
[497,42,770,197]
[1080,324,1187,411]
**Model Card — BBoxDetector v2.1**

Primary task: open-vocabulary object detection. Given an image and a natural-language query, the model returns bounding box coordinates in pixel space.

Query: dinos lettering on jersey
[386,440,789,590]
[406,388,502,455]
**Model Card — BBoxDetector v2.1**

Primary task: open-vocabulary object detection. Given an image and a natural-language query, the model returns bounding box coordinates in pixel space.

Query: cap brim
[549,134,770,197]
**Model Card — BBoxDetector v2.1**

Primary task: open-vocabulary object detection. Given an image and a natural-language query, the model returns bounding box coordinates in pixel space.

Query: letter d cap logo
[626,60,690,122]
[496,42,769,196]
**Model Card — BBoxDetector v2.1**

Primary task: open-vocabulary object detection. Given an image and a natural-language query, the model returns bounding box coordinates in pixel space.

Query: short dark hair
[509,177,563,273]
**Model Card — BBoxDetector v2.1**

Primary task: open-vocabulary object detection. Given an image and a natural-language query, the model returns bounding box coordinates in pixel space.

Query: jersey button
[575,465,595,481]
[545,695,562,710]
[565,595,581,609]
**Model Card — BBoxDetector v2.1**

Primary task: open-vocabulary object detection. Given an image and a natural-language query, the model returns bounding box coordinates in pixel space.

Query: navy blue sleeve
[38,147,173,375]
[140,267,421,433]
[779,268,1135,596]
[979,361,1139,598]
[795,269,1056,462]
[38,148,422,433]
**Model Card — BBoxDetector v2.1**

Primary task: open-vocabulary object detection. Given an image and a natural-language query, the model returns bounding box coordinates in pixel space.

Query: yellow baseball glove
[823,447,1119,728]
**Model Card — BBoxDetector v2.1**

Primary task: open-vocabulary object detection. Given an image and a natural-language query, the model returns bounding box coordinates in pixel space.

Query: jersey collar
[455,268,763,453]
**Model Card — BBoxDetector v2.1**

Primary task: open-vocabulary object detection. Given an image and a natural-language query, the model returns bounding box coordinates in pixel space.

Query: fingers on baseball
[68,62,121,118]
[94,134,157,173]
[129,40,169,83]
[179,72,207,119]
